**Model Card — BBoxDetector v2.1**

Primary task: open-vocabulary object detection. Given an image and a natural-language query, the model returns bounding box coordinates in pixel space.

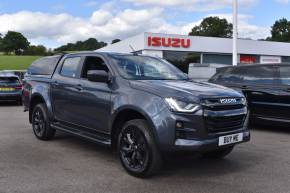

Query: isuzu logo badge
[220,98,237,104]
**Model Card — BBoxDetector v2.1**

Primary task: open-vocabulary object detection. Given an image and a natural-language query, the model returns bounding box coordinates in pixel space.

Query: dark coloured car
[23,52,250,177]
[209,63,290,127]
[0,72,23,104]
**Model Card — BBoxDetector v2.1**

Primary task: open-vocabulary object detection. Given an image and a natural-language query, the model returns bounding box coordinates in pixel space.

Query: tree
[111,39,121,44]
[0,33,3,52]
[54,38,107,52]
[268,18,290,42]
[189,16,233,38]
[2,31,30,55]
[23,45,47,56]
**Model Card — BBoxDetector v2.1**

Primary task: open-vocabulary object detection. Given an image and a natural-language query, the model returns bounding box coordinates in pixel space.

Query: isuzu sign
[147,36,190,48]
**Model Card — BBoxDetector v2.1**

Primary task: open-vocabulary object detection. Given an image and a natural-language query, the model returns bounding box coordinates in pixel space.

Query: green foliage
[189,16,233,38]
[0,33,3,52]
[54,38,107,52]
[111,39,121,44]
[0,55,41,70]
[268,18,290,42]
[23,45,50,56]
[2,31,30,55]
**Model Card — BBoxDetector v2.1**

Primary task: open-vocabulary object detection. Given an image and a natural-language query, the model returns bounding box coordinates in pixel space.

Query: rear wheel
[32,103,55,140]
[202,146,234,159]
[117,119,162,178]
[17,98,22,106]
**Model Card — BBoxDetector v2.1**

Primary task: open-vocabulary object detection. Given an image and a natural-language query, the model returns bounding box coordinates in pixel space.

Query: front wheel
[32,103,55,140]
[117,119,162,178]
[202,146,234,159]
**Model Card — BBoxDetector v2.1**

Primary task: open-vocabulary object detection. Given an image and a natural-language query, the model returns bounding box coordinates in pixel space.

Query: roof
[97,32,290,57]
[66,51,139,57]
[0,72,19,78]
[218,63,290,70]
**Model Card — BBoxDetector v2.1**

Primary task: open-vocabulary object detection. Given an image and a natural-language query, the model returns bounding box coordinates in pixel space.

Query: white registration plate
[218,133,243,146]
[0,87,15,91]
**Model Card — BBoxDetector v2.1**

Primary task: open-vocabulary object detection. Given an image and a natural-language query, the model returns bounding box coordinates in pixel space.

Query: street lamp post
[233,0,238,66]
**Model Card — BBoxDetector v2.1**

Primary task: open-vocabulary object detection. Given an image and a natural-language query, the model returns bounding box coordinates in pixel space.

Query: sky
[0,0,290,49]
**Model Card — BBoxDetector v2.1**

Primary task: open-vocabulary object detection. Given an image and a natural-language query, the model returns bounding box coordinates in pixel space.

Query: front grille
[175,129,195,139]
[202,97,247,132]
[202,98,246,111]
[205,114,246,132]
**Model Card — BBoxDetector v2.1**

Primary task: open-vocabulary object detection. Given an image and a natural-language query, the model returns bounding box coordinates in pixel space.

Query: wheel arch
[29,94,48,123]
[110,106,159,149]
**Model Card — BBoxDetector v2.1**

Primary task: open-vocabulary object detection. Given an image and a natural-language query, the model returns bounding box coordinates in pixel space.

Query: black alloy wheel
[119,126,149,173]
[32,103,55,140]
[32,107,46,138]
[117,119,162,178]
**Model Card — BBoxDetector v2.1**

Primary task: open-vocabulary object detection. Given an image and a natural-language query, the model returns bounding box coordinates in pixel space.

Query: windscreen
[111,55,188,80]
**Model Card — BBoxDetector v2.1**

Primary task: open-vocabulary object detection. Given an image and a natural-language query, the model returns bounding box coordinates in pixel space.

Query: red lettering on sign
[181,39,190,48]
[147,36,190,48]
[151,37,161,47]
[171,38,180,47]
[162,37,171,47]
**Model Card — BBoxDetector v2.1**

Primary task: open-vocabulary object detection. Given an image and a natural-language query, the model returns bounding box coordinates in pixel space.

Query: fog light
[176,121,183,129]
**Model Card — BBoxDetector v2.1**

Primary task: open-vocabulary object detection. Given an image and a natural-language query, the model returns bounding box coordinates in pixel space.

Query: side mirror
[87,70,109,83]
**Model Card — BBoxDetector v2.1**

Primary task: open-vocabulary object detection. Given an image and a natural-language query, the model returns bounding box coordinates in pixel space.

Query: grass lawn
[0,55,41,70]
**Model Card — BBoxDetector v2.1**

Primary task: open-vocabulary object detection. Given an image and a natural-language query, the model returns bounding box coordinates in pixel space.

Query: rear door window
[27,56,61,75]
[278,66,290,85]
[60,57,81,78]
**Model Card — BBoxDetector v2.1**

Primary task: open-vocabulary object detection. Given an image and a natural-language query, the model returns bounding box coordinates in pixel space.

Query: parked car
[23,52,250,177]
[0,72,23,104]
[188,63,228,82]
[2,70,26,81]
[209,63,290,127]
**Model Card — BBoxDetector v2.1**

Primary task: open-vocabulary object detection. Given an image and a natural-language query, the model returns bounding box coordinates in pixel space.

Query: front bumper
[152,104,250,152]
[173,130,250,152]
[0,92,22,101]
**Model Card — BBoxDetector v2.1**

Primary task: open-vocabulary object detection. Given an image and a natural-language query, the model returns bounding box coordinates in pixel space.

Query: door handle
[75,84,83,91]
[52,81,59,86]
[251,91,263,95]
[241,85,248,89]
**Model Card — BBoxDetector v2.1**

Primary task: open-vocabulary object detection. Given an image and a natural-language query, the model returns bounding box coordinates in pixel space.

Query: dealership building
[98,32,290,72]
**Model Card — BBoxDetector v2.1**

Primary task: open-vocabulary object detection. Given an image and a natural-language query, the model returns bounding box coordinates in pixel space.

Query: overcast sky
[0,0,290,48]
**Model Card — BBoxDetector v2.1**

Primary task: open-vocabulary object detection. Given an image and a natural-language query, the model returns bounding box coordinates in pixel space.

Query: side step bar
[51,123,111,146]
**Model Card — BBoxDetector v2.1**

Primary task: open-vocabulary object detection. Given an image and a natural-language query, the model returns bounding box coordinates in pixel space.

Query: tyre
[202,146,234,159]
[117,119,162,178]
[17,99,22,106]
[32,103,55,140]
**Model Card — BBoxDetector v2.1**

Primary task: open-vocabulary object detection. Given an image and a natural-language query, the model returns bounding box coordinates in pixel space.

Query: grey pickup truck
[23,52,250,177]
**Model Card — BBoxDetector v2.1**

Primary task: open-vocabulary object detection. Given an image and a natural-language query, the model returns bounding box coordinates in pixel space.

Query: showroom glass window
[60,57,81,78]
[279,66,290,85]
[163,51,200,73]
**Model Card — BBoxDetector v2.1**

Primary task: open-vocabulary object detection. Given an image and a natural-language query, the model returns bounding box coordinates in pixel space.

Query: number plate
[0,87,15,91]
[218,133,243,146]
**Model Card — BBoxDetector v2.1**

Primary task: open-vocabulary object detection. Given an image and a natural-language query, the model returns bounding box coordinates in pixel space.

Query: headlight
[164,98,201,113]
[241,97,247,105]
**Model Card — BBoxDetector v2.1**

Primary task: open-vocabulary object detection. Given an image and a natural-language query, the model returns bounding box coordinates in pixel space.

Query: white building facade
[98,32,290,72]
